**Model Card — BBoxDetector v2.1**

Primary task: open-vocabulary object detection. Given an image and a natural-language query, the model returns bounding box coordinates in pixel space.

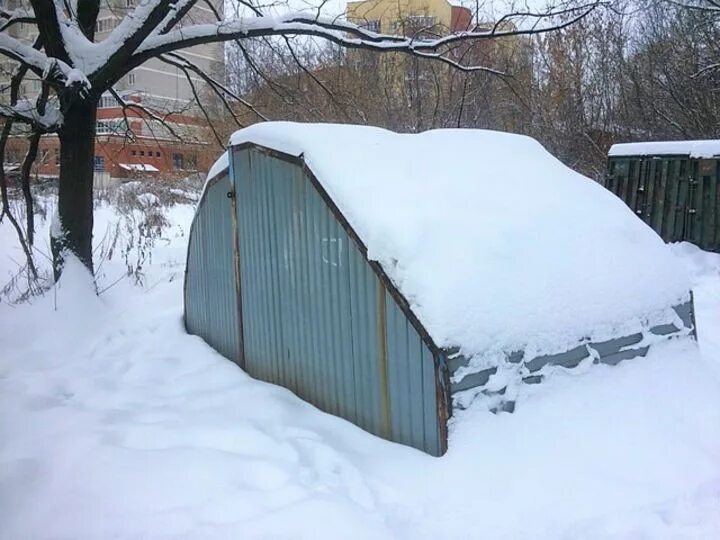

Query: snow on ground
[1,193,720,539]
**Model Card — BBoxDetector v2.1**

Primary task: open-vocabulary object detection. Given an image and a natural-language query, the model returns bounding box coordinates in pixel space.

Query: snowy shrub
[1,176,201,302]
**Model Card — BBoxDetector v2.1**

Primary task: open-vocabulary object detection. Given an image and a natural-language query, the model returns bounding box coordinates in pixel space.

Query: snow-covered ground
[1,193,719,539]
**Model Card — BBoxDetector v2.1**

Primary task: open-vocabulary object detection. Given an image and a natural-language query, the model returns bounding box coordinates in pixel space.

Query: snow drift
[1,187,719,540]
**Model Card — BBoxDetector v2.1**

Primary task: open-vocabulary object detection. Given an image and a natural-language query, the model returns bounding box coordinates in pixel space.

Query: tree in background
[618,1,720,139]
[222,1,719,181]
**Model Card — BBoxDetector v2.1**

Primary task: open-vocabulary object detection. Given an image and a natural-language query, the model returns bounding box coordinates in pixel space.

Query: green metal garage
[606,140,719,252]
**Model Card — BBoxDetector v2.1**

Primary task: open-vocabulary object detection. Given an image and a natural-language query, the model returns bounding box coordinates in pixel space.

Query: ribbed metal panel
[232,146,442,455]
[184,172,242,363]
[606,155,719,252]
[384,290,441,455]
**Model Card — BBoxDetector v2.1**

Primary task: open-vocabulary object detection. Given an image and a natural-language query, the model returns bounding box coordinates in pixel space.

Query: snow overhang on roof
[609,140,720,158]
[218,122,691,360]
[119,163,160,172]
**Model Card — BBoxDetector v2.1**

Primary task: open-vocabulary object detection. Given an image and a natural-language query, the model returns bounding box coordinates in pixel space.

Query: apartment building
[346,0,472,36]
[0,0,225,181]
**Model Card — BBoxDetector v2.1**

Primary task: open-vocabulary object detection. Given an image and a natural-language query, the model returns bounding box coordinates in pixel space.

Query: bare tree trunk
[52,99,97,279]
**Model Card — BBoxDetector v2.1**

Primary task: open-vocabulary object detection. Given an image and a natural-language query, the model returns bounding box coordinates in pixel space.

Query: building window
[172,153,184,170]
[155,151,161,157]
[94,155,105,172]
[404,15,438,37]
[126,0,135,6]
[186,154,197,170]
[406,16,436,27]
[131,150,136,156]
[363,20,381,32]
[140,150,144,156]
[96,119,127,134]
[127,72,135,85]
[99,94,118,108]
[95,18,114,33]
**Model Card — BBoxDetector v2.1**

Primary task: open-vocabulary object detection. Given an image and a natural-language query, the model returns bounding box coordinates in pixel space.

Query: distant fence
[605,155,719,252]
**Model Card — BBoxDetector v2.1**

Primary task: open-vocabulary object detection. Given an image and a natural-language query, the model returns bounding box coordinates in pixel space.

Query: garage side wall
[232,146,444,455]
[184,172,243,364]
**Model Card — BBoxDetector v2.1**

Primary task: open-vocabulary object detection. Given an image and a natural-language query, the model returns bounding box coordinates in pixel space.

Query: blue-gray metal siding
[384,290,442,455]
[184,172,242,364]
[232,147,443,455]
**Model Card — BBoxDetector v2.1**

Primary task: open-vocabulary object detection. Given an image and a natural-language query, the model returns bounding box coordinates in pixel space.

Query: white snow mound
[225,122,690,356]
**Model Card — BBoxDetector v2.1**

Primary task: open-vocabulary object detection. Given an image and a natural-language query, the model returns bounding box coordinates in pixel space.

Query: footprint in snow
[293,438,376,511]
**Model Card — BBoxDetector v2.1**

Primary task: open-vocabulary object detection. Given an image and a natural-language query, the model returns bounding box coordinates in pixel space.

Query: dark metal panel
[592,333,643,356]
[598,346,650,366]
[627,159,641,212]
[451,366,497,393]
[714,164,720,250]
[654,159,669,235]
[699,160,718,249]
[525,343,590,373]
[659,159,673,239]
[448,299,695,411]
[676,159,690,242]
[673,299,695,331]
[613,159,629,198]
[690,161,703,245]
[608,154,719,252]
[642,159,661,223]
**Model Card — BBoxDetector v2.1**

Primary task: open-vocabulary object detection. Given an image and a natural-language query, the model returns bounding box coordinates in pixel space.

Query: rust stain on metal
[377,284,392,440]
[435,353,451,455]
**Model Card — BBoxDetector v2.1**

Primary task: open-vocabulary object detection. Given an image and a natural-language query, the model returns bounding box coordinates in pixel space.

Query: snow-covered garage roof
[220,122,690,358]
[609,140,720,158]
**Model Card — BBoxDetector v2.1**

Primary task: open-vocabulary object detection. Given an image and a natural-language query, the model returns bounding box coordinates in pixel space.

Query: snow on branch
[78,0,178,76]
[134,3,601,69]
[0,7,35,32]
[0,98,62,130]
[667,0,720,11]
[0,31,88,93]
[692,62,720,78]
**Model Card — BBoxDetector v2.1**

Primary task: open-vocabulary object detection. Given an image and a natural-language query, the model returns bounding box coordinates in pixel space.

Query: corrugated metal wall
[383,289,443,455]
[232,146,443,455]
[184,172,242,364]
[606,156,719,252]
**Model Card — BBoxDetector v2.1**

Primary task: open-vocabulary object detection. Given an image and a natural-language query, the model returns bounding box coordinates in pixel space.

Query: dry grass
[1,175,203,303]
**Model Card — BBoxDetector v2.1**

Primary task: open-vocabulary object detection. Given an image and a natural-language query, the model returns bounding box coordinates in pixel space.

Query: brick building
[1,0,225,183]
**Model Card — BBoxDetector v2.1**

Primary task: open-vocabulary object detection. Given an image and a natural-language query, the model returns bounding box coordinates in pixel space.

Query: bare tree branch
[133,4,602,70]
